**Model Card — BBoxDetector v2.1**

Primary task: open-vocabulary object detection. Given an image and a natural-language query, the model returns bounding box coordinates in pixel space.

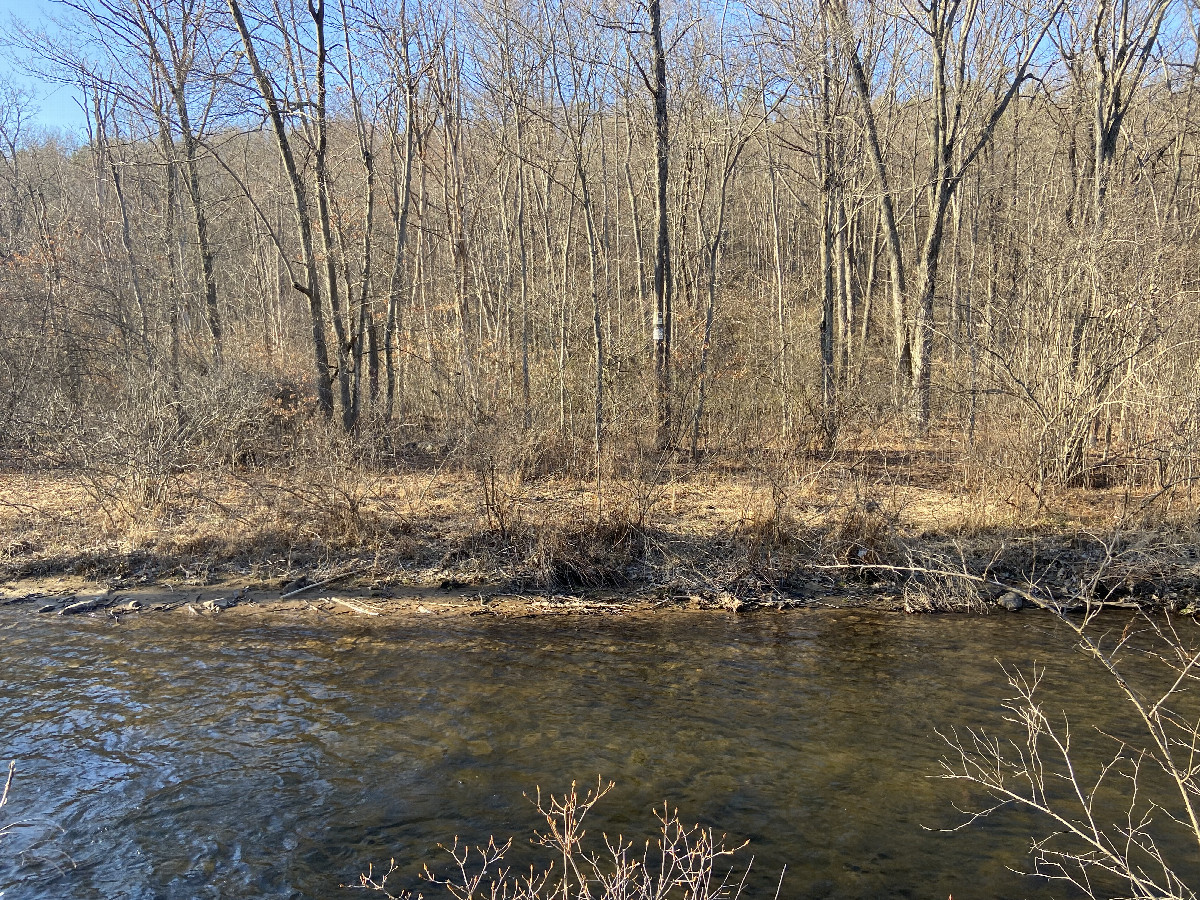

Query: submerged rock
[997,592,1025,612]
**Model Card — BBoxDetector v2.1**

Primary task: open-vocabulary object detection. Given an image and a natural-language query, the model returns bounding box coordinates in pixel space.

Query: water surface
[0,608,1161,899]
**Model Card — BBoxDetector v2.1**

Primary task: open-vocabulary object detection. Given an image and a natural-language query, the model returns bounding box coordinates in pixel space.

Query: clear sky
[0,0,88,137]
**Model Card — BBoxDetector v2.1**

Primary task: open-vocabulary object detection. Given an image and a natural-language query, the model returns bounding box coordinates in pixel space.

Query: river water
[0,607,1175,899]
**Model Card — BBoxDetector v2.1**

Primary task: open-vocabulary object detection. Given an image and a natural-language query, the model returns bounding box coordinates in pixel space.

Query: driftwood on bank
[59,596,113,616]
[814,561,1154,613]
[280,566,366,599]
[329,597,382,616]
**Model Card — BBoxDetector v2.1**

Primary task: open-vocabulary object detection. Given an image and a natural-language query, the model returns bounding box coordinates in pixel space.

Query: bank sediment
[2,520,1197,623]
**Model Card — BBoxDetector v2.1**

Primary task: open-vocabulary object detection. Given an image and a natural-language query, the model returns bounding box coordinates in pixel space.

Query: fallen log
[59,596,113,616]
[281,566,367,599]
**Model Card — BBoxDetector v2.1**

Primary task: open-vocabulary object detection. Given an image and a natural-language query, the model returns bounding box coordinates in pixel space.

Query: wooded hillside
[1,0,1197,522]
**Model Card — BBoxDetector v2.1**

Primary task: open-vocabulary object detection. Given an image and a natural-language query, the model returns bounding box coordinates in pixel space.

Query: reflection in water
[0,609,1134,898]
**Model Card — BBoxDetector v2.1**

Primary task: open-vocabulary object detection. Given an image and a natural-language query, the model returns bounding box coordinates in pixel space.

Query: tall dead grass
[3,363,1199,601]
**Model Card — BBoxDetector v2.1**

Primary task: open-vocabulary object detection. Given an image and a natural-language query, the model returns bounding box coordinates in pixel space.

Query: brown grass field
[3,430,1197,618]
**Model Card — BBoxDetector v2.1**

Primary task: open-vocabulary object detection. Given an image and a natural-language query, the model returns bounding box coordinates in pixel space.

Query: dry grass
[1,429,1197,606]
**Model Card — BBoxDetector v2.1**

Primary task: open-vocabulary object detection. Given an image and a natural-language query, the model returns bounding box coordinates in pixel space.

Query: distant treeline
[0,0,1197,491]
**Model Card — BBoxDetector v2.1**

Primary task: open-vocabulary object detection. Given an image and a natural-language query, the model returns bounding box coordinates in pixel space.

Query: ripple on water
[0,609,1180,899]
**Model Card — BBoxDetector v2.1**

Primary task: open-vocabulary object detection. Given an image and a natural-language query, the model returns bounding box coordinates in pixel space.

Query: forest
[0,0,1197,590]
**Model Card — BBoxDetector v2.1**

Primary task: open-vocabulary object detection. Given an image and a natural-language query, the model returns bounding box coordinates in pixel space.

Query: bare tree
[226,0,336,417]
[830,0,912,402]
[358,0,426,422]
[902,0,1063,429]
[689,7,773,459]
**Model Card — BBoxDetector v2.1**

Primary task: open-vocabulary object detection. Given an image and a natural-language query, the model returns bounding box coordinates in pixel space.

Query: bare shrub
[244,420,395,547]
[54,366,287,529]
[64,380,204,526]
[827,497,901,567]
[973,230,1174,496]
[0,760,72,885]
[606,464,673,534]
[472,455,527,544]
[523,517,646,590]
[355,780,770,900]
[0,760,16,883]
[1,760,13,836]
[900,563,987,614]
[939,609,1200,898]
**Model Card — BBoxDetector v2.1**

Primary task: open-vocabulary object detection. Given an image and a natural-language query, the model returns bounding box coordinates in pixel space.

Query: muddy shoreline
[0,575,898,624]
[3,541,1198,624]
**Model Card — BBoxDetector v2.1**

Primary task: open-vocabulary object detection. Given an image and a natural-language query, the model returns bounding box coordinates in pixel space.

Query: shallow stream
[0,608,1171,898]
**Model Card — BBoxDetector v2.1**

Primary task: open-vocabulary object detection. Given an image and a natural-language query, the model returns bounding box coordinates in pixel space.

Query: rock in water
[998,592,1024,612]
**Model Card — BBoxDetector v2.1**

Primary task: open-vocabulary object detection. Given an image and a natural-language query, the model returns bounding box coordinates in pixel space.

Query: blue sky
[0,0,87,136]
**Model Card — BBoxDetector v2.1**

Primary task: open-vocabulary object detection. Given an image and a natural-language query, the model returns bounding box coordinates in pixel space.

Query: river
[0,607,1174,899]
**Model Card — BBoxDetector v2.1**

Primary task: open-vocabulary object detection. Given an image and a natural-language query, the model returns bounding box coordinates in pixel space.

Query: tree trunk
[227,0,335,418]
[650,0,672,449]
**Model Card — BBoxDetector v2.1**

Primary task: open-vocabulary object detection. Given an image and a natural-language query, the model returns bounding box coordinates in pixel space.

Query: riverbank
[0,576,884,623]
[2,453,1198,621]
